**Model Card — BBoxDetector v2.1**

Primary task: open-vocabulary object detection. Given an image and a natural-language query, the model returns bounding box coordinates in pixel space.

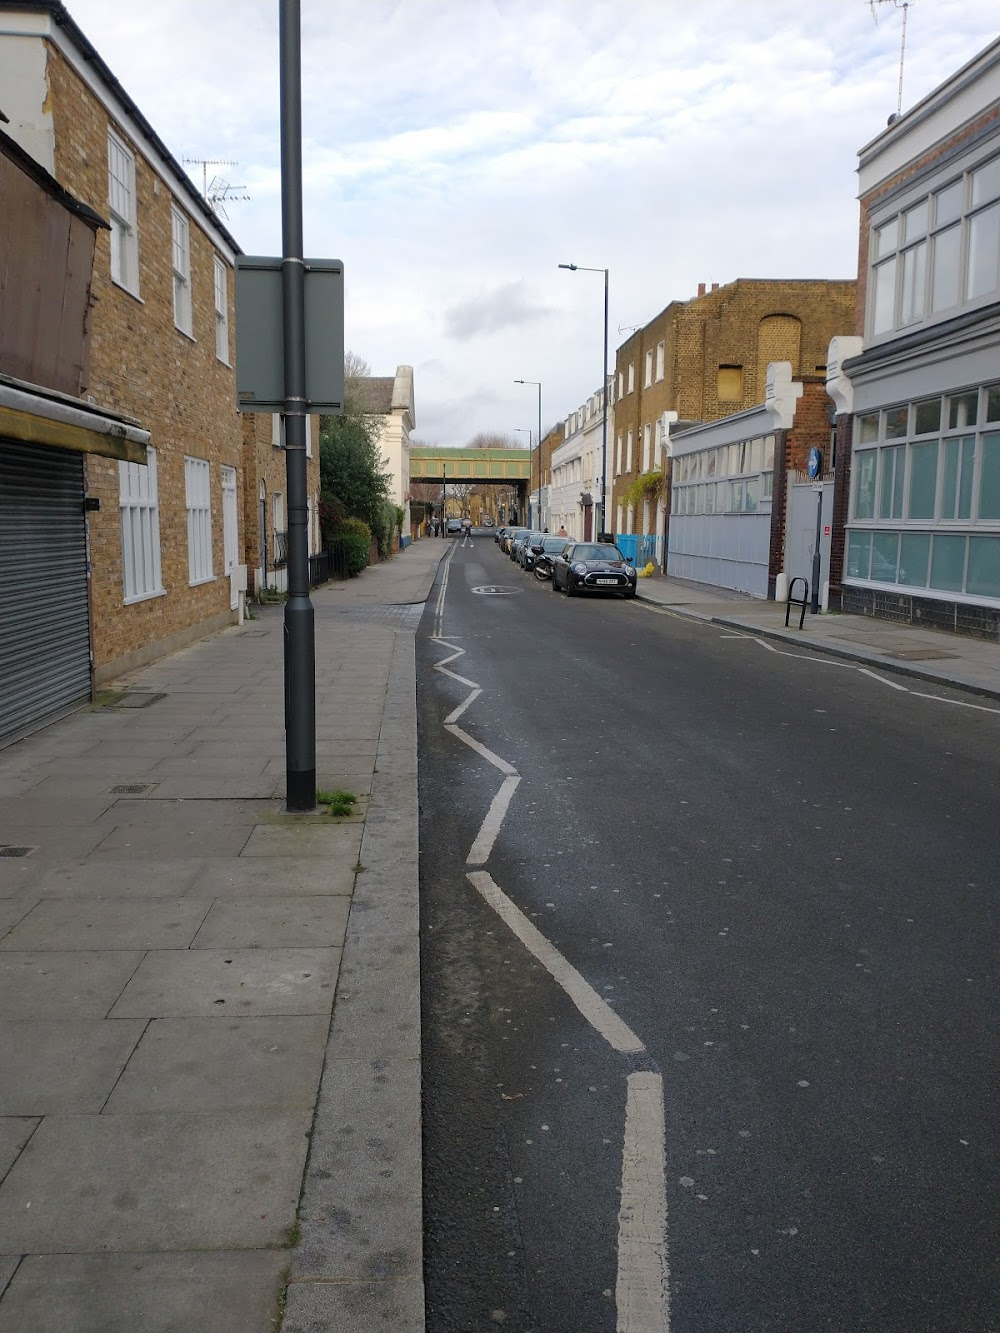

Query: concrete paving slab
[0,864,41,898]
[148,755,270,776]
[109,947,339,1017]
[188,858,355,896]
[100,798,278,827]
[293,1056,422,1282]
[0,1251,288,1333]
[282,1276,424,1333]
[192,896,351,949]
[26,859,203,897]
[0,826,116,861]
[0,898,211,952]
[0,1119,37,1182]
[0,1258,16,1302]
[0,898,37,939]
[0,952,143,1019]
[241,823,363,860]
[0,1110,310,1252]
[104,1015,328,1112]
[0,797,115,827]
[146,776,280,799]
[0,1020,144,1114]
[95,823,253,857]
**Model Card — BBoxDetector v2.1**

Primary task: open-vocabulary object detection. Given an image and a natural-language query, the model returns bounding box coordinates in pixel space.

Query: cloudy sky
[62,0,1000,445]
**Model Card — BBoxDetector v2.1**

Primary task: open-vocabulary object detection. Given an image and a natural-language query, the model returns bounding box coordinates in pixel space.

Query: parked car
[510,530,537,562]
[501,527,528,555]
[551,542,637,597]
[446,518,463,535]
[516,532,545,569]
[526,533,569,576]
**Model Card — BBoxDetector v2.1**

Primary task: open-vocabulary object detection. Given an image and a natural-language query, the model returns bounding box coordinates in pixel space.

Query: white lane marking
[445,687,483,726]
[467,870,646,1054]
[857,667,909,691]
[636,599,999,716]
[437,666,480,688]
[433,541,458,636]
[445,724,517,776]
[910,690,1000,715]
[467,775,521,865]
[617,1072,670,1333]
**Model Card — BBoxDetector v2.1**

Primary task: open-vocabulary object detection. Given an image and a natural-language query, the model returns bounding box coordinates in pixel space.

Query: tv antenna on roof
[870,0,917,119]
[182,157,251,219]
[617,323,642,336]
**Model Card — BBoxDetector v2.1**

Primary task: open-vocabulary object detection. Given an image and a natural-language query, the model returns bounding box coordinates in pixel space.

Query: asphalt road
[417,534,1000,1333]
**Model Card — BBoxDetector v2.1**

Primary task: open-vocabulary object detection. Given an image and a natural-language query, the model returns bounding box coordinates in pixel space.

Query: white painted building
[357,365,415,531]
[549,385,607,539]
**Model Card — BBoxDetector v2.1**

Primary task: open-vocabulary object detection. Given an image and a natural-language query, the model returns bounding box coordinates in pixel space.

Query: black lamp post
[559,263,608,537]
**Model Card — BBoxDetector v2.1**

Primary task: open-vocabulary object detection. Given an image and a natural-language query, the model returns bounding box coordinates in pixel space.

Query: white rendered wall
[0,27,55,172]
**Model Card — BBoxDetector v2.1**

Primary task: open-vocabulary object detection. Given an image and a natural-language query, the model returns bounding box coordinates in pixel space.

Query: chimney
[697,282,706,297]
[711,282,719,291]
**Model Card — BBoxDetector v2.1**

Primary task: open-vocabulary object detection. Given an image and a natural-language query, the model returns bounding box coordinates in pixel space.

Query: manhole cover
[110,783,154,795]
[0,846,37,858]
[471,586,521,596]
[108,692,166,710]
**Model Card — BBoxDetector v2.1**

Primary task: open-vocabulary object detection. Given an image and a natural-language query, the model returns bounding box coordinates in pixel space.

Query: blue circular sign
[807,447,823,479]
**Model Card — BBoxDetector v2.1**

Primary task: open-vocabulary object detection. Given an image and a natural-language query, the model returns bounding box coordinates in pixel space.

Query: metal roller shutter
[0,439,92,747]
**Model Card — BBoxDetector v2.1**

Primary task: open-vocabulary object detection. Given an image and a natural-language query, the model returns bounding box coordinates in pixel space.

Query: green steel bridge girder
[408,447,532,483]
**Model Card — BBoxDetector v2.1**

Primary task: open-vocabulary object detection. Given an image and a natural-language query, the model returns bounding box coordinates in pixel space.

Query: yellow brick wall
[46,44,246,681]
[611,279,856,530]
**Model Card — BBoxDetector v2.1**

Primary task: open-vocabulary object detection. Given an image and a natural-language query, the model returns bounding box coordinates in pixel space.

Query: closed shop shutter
[0,439,91,747]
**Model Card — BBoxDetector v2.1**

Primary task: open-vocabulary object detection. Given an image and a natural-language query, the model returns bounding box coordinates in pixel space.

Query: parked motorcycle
[533,553,554,582]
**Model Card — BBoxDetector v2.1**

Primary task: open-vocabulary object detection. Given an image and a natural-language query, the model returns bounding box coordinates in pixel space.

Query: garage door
[0,439,92,747]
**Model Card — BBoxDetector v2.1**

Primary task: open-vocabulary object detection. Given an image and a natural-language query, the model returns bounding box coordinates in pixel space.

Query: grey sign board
[234,256,345,413]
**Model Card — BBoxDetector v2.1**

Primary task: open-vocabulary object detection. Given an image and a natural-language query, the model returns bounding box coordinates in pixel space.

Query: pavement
[0,535,449,1333]
[634,573,1000,700]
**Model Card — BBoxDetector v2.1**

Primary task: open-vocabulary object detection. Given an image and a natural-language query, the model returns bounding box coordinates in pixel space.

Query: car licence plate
[596,577,618,585]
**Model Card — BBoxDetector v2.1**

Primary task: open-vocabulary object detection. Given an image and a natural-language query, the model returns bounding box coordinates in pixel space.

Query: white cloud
[55,0,1000,442]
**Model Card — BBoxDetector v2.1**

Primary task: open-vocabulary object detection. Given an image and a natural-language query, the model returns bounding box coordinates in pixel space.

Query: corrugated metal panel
[0,439,91,747]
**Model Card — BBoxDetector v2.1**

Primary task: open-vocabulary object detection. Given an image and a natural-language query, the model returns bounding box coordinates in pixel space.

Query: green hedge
[332,517,371,577]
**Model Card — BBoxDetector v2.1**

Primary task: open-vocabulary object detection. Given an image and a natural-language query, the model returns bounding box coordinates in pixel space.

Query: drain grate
[0,846,37,858]
[108,692,166,710]
[111,783,153,795]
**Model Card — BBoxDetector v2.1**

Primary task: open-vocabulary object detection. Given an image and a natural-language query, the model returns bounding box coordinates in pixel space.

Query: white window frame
[272,414,284,449]
[184,456,214,585]
[643,423,651,472]
[119,448,163,603]
[626,430,633,473]
[656,341,665,381]
[171,204,193,336]
[214,256,230,363]
[644,349,653,387]
[627,363,635,394]
[107,129,139,296]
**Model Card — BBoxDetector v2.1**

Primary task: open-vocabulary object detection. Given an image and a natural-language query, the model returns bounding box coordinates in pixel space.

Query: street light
[513,427,532,446]
[559,262,609,538]
[514,378,542,527]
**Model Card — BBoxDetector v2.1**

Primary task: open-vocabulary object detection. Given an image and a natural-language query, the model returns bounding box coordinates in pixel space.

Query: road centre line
[466,870,647,1055]
[467,774,521,865]
[617,1072,671,1333]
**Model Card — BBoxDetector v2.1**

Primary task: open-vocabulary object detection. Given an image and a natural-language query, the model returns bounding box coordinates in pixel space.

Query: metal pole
[279,0,315,811]
[811,488,823,614]
[601,268,608,538]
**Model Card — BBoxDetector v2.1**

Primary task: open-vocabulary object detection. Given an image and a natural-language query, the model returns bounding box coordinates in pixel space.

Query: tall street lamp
[559,262,609,538]
[514,378,542,527]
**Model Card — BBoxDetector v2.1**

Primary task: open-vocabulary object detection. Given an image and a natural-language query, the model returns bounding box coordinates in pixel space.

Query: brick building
[609,279,856,546]
[1,1,248,691]
[241,414,321,596]
[529,424,563,531]
[832,37,1000,638]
